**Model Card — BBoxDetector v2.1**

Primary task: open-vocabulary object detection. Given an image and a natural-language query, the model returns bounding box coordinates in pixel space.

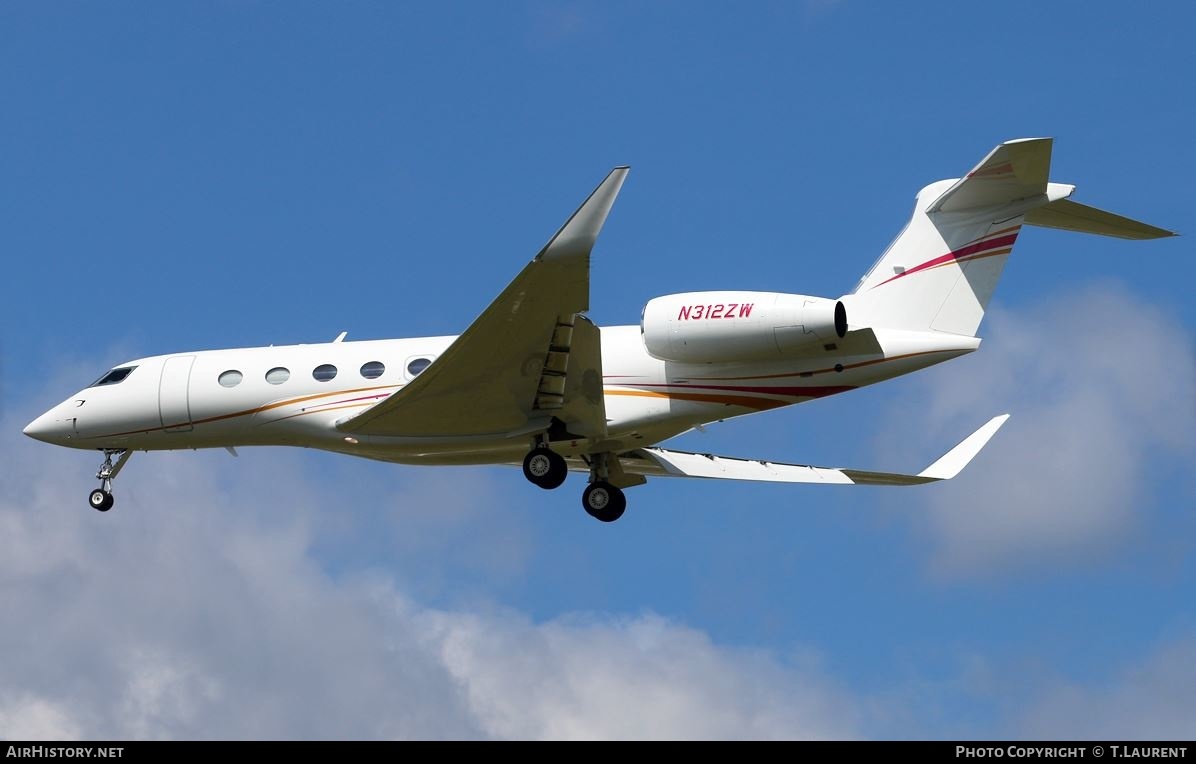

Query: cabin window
[313,364,338,382]
[265,367,290,385]
[360,361,385,379]
[90,366,137,387]
[218,370,243,388]
[407,357,432,377]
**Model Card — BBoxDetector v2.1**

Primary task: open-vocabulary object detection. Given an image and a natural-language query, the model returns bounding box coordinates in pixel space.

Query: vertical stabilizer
[846,139,1059,336]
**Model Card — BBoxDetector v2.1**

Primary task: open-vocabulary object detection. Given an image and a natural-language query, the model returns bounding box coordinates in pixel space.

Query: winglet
[917,414,1009,480]
[535,166,629,262]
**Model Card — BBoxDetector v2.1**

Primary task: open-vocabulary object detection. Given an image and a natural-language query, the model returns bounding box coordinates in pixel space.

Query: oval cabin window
[312,364,338,382]
[360,361,385,379]
[407,357,431,377]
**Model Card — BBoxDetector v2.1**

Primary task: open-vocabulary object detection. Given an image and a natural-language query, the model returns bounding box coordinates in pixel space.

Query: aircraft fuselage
[24,325,977,465]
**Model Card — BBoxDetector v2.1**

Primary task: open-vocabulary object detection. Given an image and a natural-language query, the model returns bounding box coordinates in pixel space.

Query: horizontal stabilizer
[1024,198,1177,239]
[617,415,1009,486]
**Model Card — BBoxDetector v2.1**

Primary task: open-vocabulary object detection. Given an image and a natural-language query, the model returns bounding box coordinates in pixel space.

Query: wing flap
[552,315,608,439]
[623,448,856,484]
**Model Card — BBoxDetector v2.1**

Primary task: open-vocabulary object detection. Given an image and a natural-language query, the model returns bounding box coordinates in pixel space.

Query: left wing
[615,415,1009,486]
[341,167,628,438]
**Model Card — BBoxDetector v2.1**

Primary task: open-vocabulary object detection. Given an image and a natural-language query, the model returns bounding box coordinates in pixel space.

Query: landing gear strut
[89,449,131,512]
[582,452,626,523]
[522,446,567,490]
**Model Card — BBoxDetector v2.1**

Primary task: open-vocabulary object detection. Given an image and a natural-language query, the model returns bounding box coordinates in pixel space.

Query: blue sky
[2,2,1194,739]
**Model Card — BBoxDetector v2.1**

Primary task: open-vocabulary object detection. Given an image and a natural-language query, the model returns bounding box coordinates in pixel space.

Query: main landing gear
[522,447,568,490]
[520,445,627,522]
[582,480,625,523]
[581,451,625,523]
[88,449,131,512]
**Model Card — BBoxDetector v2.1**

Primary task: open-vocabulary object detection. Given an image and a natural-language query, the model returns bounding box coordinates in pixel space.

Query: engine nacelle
[641,291,847,363]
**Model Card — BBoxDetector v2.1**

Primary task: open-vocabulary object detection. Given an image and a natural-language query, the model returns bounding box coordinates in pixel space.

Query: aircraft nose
[23,412,51,442]
[23,410,69,444]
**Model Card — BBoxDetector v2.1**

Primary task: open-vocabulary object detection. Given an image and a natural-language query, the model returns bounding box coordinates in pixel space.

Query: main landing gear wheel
[523,447,568,490]
[582,481,626,523]
[89,489,114,512]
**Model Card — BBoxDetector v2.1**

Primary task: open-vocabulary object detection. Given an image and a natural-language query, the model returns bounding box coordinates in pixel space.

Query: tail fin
[844,138,1175,337]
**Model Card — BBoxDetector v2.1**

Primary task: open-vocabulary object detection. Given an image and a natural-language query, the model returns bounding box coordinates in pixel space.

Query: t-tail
[843,138,1176,337]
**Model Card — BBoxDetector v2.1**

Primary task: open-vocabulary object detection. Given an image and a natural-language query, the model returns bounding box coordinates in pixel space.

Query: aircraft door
[159,355,195,432]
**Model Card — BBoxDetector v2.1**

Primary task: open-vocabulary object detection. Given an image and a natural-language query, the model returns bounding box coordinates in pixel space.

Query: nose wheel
[88,449,131,512]
[89,488,114,512]
[522,447,568,490]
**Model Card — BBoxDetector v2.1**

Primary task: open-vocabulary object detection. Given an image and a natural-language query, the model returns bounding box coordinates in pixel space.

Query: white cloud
[879,282,1196,576]
[1018,638,1196,740]
[425,610,858,740]
[0,696,82,741]
[1,398,861,739]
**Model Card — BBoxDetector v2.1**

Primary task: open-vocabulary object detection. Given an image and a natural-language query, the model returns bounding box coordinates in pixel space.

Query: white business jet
[24,139,1174,521]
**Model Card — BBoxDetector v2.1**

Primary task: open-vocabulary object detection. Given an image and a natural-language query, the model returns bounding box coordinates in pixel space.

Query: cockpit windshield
[90,366,137,387]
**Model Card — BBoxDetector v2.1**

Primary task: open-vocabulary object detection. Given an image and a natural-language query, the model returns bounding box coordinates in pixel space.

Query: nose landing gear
[88,488,114,512]
[89,449,131,512]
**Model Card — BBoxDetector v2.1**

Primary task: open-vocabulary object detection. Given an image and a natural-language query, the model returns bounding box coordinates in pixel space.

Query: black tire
[582,481,626,523]
[522,448,568,490]
[89,489,113,512]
